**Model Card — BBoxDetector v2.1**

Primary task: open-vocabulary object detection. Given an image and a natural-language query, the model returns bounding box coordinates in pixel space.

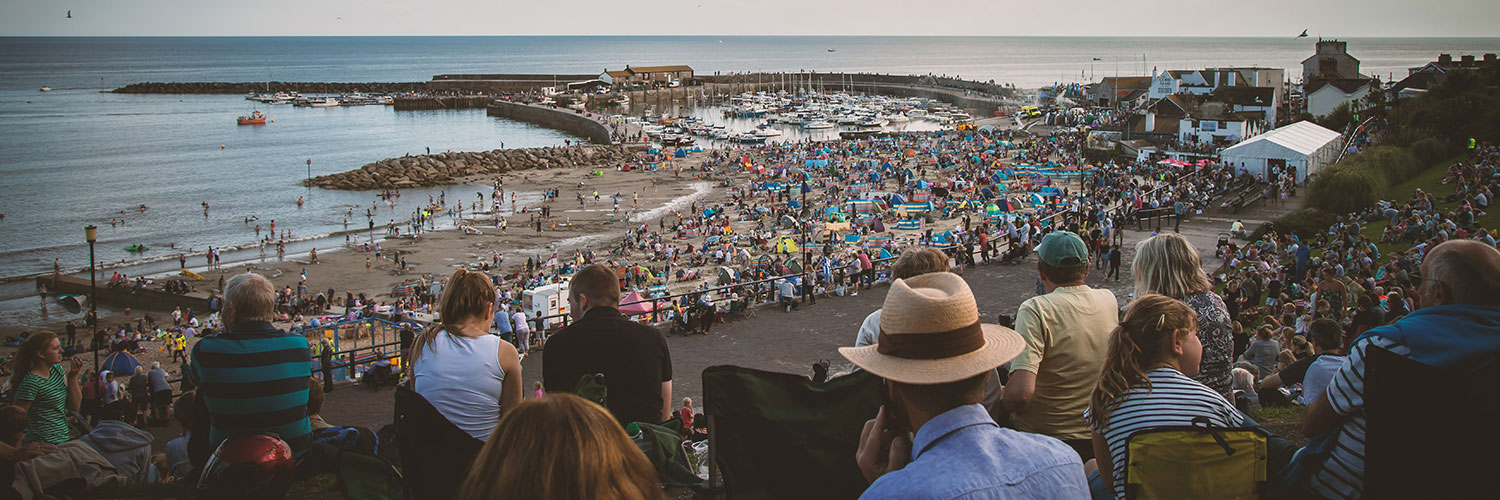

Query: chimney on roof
[1438,54,1452,65]
[1485,54,1497,64]
[1461,55,1476,66]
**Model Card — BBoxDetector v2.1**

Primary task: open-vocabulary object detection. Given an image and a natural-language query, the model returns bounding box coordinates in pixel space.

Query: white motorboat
[886,114,910,123]
[753,126,782,138]
[310,97,340,107]
[39,86,52,92]
[856,117,889,127]
[802,120,835,130]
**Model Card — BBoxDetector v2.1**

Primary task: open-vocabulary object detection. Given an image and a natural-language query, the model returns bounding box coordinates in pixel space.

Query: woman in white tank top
[411,269,523,442]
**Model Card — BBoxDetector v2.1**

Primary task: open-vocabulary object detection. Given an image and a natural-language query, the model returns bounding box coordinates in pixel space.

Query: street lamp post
[84,225,99,392]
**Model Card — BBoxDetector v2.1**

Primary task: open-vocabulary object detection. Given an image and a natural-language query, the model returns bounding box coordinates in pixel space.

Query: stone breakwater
[302,146,636,190]
[113,82,429,94]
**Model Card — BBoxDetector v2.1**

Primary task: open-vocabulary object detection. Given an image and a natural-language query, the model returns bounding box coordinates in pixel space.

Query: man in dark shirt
[1258,319,1344,406]
[543,264,673,425]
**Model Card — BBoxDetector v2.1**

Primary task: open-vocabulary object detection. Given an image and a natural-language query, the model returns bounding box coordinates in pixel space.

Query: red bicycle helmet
[197,434,295,500]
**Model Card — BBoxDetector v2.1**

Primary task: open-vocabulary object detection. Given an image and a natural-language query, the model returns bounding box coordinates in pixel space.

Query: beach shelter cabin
[1219,120,1342,184]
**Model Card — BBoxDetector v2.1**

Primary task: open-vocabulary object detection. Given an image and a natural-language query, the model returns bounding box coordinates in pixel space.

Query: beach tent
[779,215,798,229]
[844,234,862,243]
[718,267,738,285]
[775,237,799,254]
[619,291,655,315]
[102,351,141,376]
[871,217,886,233]
[877,247,894,260]
[786,257,803,274]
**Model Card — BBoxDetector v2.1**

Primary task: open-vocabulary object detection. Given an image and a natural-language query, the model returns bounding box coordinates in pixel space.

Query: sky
[2,0,1498,37]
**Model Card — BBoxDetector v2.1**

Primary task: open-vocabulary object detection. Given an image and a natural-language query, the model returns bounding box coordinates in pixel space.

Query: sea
[2,35,1498,327]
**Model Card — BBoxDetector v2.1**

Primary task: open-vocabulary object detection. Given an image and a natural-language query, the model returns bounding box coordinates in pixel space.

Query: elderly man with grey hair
[186,272,313,476]
[147,361,172,426]
[1291,240,1500,499]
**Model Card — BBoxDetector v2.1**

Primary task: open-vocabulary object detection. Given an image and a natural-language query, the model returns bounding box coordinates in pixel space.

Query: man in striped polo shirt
[1299,240,1500,499]
[188,272,312,471]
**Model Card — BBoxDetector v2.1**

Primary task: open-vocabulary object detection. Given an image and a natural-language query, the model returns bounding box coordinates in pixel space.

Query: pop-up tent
[619,291,655,315]
[102,351,141,376]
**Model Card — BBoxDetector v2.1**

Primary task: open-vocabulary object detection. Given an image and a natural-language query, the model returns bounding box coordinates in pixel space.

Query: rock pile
[303,146,635,190]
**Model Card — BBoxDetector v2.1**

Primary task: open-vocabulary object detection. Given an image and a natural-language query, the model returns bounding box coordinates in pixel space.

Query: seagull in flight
[1298,29,1309,38]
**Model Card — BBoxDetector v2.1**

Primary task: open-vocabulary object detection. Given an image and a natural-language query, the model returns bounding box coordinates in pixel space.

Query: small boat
[125,244,148,253]
[827,48,836,53]
[731,133,767,144]
[39,86,51,92]
[802,120,835,130]
[753,126,782,138]
[310,97,340,107]
[237,110,267,125]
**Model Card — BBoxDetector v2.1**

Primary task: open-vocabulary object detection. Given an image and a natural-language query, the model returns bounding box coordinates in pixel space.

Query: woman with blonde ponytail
[411,269,523,442]
[1083,294,1245,500]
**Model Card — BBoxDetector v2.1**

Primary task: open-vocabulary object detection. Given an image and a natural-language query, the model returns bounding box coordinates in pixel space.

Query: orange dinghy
[237,110,267,125]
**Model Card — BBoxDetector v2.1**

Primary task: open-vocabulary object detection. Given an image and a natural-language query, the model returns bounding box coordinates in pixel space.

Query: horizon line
[4,34,1500,39]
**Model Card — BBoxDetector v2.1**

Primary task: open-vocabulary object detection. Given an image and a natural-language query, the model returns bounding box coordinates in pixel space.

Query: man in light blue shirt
[493,301,513,344]
[840,272,1088,500]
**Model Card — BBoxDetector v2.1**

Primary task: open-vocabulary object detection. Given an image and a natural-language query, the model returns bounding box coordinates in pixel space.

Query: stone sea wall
[302,146,635,190]
[112,82,429,94]
[486,101,614,145]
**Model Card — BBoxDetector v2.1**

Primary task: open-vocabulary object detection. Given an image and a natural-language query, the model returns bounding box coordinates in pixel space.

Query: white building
[1142,94,1266,146]
[1304,79,1375,119]
[1219,120,1343,184]
[1149,68,1284,101]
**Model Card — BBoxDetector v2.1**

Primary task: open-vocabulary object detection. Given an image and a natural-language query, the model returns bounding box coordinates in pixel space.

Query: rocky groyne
[112,82,429,94]
[302,146,635,190]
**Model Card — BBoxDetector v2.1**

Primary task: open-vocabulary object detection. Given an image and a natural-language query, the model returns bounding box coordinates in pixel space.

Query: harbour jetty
[392,96,492,110]
[113,81,427,94]
[302,145,636,190]
[486,100,618,145]
[35,275,212,313]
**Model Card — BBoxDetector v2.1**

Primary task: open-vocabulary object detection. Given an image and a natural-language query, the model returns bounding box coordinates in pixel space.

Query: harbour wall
[392,96,493,110]
[113,81,428,94]
[36,275,212,313]
[485,100,615,145]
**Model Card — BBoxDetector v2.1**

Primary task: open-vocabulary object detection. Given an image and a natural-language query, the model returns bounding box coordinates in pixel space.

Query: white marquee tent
[1220,120,1343,184]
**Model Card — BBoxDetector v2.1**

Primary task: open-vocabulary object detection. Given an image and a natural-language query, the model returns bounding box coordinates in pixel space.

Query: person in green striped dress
[12,331,84,445]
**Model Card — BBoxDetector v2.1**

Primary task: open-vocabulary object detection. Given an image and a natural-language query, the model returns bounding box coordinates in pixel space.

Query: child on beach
[1084,294,1244,499]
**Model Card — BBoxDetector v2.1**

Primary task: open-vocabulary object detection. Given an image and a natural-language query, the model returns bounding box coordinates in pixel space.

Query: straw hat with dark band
[839,272,1024,385]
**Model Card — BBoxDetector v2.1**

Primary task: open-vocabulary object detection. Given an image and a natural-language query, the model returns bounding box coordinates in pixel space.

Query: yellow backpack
[1123,417,1268,500]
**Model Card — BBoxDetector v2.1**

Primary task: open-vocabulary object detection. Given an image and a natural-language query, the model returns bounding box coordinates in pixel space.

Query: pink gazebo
[619,291,655,316]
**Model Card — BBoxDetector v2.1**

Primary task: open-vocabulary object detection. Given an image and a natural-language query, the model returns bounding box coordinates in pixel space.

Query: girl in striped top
[1084,295,1244,500]
[12,331,84,445]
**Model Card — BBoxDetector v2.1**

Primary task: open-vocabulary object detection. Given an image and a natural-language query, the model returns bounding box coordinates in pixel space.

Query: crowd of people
[3,122,1497,500]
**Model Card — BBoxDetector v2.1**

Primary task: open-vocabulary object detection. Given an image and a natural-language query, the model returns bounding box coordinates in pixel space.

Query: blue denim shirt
[859,404,1089,500]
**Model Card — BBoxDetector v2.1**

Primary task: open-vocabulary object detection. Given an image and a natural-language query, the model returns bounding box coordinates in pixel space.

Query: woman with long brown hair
[457,394,665,500]
[11,331,84,445]
[410,269,522,442]
[1084,295,1243,499]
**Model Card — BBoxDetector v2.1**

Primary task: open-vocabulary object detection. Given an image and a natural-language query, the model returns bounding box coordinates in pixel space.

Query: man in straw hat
[842,272,1088,499]
[1000,231,1116,462]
